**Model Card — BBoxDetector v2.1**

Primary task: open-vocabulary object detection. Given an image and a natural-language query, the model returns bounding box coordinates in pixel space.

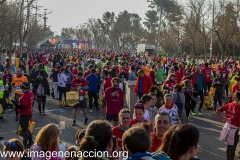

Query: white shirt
[58,73,67,87]
[160,104,179,125]
[143,110,150,122]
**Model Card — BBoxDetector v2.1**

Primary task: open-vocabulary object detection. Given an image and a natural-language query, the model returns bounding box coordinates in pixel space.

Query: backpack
[175,93,183,117]
[36,82,44,96]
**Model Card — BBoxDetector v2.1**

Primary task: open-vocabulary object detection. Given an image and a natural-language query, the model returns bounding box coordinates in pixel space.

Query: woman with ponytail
[159,125,200,160]
[79,120,114,160]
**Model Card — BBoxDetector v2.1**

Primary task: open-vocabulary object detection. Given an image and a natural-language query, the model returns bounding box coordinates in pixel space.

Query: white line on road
[199,148,225,159]
[6,108,64,117]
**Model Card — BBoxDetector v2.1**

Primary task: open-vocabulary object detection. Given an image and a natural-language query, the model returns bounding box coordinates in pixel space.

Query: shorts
[15,94,22,103]
[106,114,118,122]
[73,98,86,109]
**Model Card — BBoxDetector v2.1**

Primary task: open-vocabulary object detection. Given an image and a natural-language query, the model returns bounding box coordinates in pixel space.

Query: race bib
[0,86,4,91]
[16,86,22,92]
[80,96,83,101]
[223,73,226,78]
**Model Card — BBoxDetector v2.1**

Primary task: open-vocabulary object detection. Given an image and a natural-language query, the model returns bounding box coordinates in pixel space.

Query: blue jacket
[0,64,4,72]
[192,72,206,91]
[86,74,100,93]
[64,71,73,84]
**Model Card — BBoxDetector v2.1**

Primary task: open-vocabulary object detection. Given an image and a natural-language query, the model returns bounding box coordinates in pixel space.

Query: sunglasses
[4,141,17,148]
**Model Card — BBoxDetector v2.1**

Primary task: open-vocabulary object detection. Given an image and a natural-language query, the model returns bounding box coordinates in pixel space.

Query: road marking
[0,126,45,135]
[199,148,225,159]
[191,123,221,133]
[6,108,66,117]
[191,116,224,126]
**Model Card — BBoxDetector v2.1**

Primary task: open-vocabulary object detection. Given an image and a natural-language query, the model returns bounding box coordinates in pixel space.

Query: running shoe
[212,111,217,115]
[84,118,88,125]
[197,111,202,116]
[191,111,197,116]
[72,120,76,126]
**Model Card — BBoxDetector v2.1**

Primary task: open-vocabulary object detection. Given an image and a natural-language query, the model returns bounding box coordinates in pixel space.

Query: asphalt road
[0,96,233,160]
[0,65,234,159]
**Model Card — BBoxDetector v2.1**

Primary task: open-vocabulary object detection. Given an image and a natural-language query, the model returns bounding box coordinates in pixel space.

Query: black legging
[198,91,204,111]
[66,84,71,92]
[37,96,46,113]
[213,93,223,111]
[184,92,194,118]
[88,92,98,110]
[205,82,212,91]
[227,129,239,160]
[192,90,204,112]
[58,86,66,101]
[20,115,33,148]
[225,84,229,97]
[15,94,22,117]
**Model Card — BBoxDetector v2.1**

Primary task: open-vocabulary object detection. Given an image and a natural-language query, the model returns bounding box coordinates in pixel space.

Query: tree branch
[0,0,7,5]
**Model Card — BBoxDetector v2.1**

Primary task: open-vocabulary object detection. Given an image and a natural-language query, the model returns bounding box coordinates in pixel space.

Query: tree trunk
[8,33,13,62]
[204,38,207,61]
[19,0,24,57]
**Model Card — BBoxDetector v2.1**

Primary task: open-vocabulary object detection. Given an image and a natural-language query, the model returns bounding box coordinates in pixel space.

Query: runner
[105,77,124,126]
[12,68,28,121]
[217,91,240,160]
[11,82,34,148]
[71,72,89,126]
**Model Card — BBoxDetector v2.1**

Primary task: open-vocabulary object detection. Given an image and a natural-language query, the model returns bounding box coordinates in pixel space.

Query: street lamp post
[210,0,215,59]
[43,9,52,30]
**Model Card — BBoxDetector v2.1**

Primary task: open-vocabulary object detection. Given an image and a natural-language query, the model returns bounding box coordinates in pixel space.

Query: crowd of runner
[0,49,240,160]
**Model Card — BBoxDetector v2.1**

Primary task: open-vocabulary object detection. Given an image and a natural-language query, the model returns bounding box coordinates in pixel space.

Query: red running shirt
[71,78,87,96]
[218,102,240,127]
[150,132,162,152]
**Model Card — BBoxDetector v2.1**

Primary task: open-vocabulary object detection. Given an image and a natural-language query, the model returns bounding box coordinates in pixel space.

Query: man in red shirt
[150,111,171,152]
[123,63,129,73]
[84,64,93,79]
[71,72,89,126]
[202,63,213,91]
[71,63,78,79]
[179,63,185,76]
[173,66,182,84]
[112,108,131,149]
[134,69,153,99]
[105,77,124,126]
[40,58,48,66]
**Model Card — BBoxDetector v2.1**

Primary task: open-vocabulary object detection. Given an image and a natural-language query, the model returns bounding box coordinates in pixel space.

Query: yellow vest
[0,80,4,98]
